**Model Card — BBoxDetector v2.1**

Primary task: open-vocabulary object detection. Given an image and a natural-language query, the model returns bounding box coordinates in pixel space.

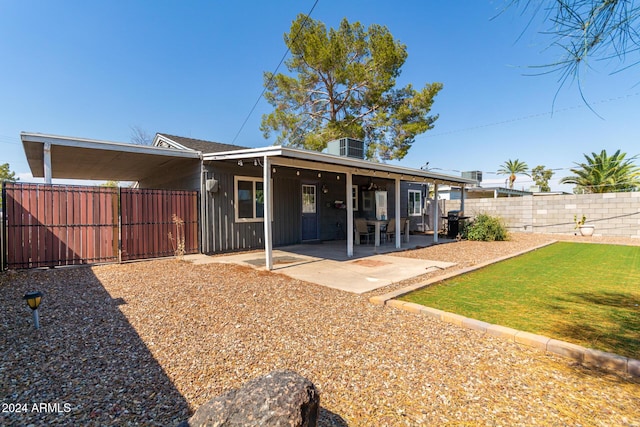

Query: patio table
[366,219,388,246]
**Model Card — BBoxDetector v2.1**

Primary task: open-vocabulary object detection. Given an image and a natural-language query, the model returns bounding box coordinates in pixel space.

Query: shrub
[465,213,508,241]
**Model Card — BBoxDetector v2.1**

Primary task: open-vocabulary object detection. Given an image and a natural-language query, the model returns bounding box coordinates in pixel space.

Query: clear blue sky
[1,1,639,191]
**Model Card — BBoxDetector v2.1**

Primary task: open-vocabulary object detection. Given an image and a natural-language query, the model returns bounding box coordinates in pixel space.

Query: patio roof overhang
[204,146,477,187]
[21,132,202,182]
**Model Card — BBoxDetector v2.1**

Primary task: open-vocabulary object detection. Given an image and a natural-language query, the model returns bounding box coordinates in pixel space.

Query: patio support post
[346,171,353,257]
[395,177,401,248]
[263,155,273,270]
[433,183,439,243]
[43,142,52,184]
[460,184,465,213]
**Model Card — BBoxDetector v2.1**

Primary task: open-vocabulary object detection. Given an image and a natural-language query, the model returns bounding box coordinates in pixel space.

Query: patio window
[235,176,264,222]
[408,190,422,216]
[352,185,359,210]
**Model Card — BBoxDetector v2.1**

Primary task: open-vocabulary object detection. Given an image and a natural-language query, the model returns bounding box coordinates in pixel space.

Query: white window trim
[352,185,359,210]
[234,175,265,223]
[408,189,422,216]
[302,184,317,214]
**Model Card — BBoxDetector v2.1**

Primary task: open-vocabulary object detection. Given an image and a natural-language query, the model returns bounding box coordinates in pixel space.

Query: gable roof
[156,133,248,153]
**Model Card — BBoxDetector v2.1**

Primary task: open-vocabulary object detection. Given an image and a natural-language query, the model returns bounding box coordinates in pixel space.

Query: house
[20,132,476,269]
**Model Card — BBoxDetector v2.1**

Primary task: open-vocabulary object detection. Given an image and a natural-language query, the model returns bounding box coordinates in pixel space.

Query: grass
[400,242,640,359]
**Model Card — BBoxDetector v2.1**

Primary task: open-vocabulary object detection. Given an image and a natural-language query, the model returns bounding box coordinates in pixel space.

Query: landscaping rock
[179,370,319,427]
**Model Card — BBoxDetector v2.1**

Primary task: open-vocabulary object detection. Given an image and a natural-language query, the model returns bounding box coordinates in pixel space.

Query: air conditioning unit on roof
[326,138,365,160]
[462,170,483,184]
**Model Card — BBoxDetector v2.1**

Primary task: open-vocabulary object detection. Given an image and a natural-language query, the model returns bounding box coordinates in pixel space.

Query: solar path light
[23,291,43,329]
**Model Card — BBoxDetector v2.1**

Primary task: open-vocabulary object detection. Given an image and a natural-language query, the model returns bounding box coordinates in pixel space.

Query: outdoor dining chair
[355,218,374,244]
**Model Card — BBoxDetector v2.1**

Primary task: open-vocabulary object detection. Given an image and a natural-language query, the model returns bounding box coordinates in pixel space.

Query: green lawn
[400,242,640,359]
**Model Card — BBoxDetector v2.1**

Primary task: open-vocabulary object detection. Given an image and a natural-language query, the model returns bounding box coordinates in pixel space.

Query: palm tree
[560,150,640,193]
[497,159,529,189]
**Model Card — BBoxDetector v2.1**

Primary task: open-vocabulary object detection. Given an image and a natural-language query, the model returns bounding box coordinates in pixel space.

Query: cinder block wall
[445,192,640,238]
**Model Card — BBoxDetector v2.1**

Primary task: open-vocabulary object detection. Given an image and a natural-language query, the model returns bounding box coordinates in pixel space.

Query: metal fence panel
[3,183,118,269]
[1,183,199,269]
[120,188,199,261]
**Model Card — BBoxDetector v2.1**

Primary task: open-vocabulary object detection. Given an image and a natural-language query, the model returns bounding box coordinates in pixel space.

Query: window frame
[234,176,265,223]
[301,184,317,214]
[408,189,422,216]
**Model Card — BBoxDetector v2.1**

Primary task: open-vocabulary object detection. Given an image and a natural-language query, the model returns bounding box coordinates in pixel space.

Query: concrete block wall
[445,192,640,238]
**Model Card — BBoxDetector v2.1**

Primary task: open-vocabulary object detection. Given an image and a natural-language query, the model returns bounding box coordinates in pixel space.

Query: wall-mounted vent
[326,138,365,160]
[462,170,483,184]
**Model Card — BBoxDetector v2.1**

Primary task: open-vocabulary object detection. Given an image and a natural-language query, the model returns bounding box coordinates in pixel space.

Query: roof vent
[326,138,365,160]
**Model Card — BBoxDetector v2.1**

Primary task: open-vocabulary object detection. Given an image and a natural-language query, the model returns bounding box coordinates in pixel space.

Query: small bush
[465,213,508,241]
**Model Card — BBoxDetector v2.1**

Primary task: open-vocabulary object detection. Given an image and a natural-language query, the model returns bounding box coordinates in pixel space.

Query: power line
[421,92,640,139]
[231,0,320,145]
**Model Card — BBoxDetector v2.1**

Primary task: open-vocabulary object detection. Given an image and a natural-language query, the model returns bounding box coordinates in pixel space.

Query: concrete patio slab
[185,236,456,294]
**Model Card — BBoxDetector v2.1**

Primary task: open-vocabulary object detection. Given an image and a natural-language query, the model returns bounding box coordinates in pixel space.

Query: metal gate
[2,183,199,269]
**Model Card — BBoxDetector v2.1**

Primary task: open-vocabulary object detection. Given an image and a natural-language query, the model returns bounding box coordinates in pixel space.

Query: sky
[1,0,639,192]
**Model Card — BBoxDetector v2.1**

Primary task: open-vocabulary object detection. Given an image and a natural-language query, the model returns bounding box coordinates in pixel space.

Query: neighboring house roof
[155,133,247,153]
[466,187,533,197]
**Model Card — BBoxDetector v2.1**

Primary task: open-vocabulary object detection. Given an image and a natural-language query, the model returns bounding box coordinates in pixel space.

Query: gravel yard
[1,233,639,426]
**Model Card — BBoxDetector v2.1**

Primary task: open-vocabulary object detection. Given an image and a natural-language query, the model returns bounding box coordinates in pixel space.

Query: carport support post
[433,183,439,243]
[43,142,52,184]
[346,172,353,257]
[263,155,273,270]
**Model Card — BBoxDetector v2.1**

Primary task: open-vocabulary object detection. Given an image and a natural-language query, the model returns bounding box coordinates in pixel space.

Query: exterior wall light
[23,291,43,329]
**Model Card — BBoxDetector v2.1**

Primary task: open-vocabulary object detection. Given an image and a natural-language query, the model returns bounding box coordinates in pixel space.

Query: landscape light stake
[23,291,43,329]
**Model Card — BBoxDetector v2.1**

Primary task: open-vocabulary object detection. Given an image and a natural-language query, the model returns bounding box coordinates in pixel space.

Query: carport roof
[21,132,201,181]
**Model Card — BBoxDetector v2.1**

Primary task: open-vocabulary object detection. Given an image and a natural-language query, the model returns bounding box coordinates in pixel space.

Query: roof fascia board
[278,147,475,185]
[272,157,434,183]
[21,132,201,159]
[203,146,284,160]
[203,144,474,185]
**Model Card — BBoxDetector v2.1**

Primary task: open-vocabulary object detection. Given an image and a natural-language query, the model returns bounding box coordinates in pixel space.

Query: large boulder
[179,370,319,427]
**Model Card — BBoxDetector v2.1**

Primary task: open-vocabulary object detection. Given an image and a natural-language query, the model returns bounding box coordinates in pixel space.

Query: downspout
[199,155,206,254]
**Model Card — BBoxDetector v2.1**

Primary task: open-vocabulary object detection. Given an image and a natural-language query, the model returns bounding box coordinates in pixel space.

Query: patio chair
[355,218,374,244]
[400,217,408,238]
[384,219,396,242]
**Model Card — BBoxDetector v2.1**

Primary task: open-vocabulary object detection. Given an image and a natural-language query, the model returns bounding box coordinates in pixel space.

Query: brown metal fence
[120,188,199,261]
[2,183,199,269]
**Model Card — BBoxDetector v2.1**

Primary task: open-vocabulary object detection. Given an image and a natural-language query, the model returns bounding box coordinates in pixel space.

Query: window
[352,185,359,210]
[408,190,422,216]
[362,191,373,211]
[235,176,264,222]
[302,184,316,213]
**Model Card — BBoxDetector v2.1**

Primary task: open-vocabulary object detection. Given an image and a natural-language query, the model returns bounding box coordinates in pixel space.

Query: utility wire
[231,0,320,145]
[421,92,640,139]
